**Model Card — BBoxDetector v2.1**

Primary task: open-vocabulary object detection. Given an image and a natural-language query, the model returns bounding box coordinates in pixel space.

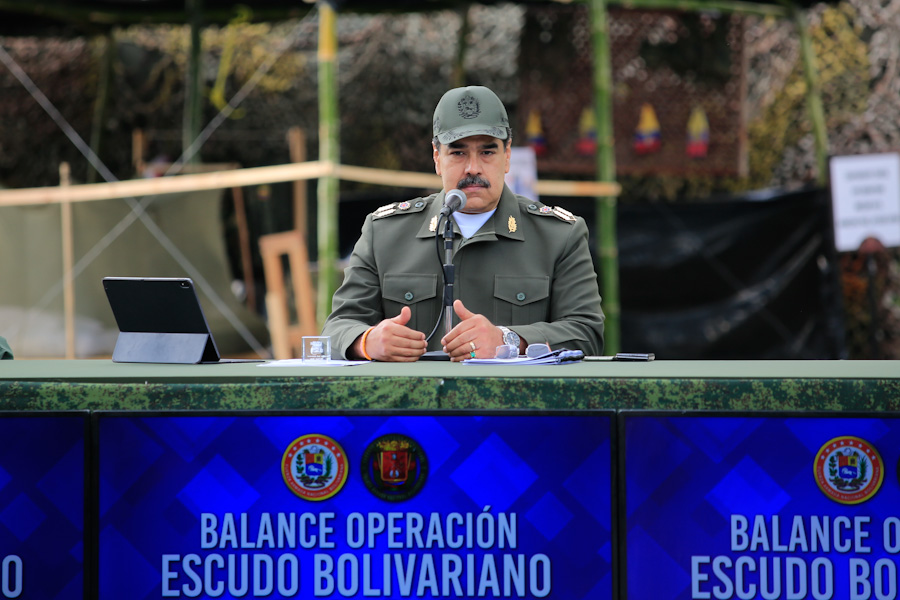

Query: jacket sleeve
[511,217,605,355]
[321,215,384,359]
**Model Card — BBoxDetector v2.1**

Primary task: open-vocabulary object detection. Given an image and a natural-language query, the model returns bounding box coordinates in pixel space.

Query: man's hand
[441,300,504,362]
[354,306,427,362]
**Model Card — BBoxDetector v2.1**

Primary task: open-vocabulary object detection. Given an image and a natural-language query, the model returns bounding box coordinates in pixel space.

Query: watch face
[504,329,520,347]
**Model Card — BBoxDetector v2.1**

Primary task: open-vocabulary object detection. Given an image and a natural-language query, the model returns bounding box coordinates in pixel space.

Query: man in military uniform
[322,86,604,361]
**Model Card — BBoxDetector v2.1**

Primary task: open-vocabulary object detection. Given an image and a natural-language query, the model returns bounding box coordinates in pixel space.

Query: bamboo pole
[88,31,114,184]
[0,161,332,206]
[231,185,256,312]
[589,0,621,355]
[611,0,788,17]
[0,0,310,27]
[288,127,308,235]
[791,4,829,186]
[316,1,340,330]
[59,162,76,359]
[183,0,203,165]
[132,128,146,175]
[0,161,619,207]
[451,6,471,89]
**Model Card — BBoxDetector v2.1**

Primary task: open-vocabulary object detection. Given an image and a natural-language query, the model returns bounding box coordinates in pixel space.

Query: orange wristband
[359,327,375,361]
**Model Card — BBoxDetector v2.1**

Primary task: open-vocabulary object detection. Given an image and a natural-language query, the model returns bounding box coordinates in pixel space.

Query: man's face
[433,135,511,214]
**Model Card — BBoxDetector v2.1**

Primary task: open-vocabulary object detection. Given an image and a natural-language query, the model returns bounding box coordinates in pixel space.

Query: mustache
[457,175,490,188]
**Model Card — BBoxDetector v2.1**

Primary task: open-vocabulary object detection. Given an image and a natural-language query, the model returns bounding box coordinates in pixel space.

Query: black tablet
[102,276,253,364]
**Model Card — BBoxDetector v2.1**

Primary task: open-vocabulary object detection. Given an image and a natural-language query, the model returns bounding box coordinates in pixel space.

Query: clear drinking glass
[302,336,331,361]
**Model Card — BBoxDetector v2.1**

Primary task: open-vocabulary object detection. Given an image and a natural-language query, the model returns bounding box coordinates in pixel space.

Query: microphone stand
[441,215,456,339]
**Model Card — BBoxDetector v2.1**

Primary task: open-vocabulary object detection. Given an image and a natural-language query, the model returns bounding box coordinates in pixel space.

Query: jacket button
[516,292,526,301]
[404,292,414,301]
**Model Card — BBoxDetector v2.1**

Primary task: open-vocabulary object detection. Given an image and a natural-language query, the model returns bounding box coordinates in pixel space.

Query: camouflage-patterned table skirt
[0,360,897,412]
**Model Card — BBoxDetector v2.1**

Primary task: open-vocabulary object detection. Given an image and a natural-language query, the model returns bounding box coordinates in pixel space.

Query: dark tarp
[616,188,847,359]
[336,187,847,360]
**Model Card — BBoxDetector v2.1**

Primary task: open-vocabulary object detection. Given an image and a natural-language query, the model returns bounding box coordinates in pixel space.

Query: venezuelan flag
[686,106,709,158]
[633,103,661,155]
[526,109,548,158]
[575,107,597,156]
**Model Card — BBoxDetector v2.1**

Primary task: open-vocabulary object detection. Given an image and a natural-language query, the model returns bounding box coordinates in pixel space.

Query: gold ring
[469,341,477,351]
[470,351,476,359]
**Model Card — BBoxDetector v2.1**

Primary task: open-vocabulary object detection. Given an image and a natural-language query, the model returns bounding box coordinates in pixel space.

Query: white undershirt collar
[453,209,496,238]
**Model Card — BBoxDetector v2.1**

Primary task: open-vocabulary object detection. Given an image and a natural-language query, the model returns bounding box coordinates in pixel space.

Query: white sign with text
[830,153,900,251]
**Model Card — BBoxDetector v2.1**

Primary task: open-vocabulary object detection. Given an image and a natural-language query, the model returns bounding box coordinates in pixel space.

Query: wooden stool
[258,230,318,359]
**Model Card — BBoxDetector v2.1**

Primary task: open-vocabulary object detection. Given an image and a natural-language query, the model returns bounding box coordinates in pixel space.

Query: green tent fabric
[0,336,12,359]
[0,188,270,358]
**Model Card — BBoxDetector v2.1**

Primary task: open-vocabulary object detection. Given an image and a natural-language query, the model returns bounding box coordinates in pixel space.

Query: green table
[0,359,898,412]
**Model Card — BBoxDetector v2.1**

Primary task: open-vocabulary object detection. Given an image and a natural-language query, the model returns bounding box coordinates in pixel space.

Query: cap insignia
[457,95,480,119]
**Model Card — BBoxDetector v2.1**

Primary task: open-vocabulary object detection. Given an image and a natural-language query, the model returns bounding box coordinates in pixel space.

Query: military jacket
[322,184,605,358]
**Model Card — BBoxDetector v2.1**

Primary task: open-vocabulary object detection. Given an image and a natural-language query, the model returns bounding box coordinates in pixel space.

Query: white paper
[463,356,574,366]
[257,359,369,367]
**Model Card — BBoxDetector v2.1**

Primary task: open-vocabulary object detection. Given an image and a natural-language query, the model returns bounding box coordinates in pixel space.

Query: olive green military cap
[433,86,510,145]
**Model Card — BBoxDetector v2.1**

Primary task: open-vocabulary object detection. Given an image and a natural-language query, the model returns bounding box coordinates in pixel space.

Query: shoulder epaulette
[525,202,578,223]
[372,199,430,220]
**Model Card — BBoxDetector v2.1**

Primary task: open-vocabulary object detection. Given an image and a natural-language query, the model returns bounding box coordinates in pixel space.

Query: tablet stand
[112,332,217,364]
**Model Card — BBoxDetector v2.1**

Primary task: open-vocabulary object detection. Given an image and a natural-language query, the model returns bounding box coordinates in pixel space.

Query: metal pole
[442,217,456,339]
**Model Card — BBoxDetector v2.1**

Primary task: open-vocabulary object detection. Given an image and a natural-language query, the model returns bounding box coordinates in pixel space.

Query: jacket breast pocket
[493,276,550,325]
[383,273,438,334]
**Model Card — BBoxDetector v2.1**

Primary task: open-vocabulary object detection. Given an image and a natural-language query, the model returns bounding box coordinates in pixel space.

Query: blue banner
[624,414,900,600]
[0,414,86,600]
[98,413,612,599]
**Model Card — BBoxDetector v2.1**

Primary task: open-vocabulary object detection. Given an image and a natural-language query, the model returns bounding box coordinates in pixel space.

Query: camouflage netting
[0,7,523,188]
[2,1,900,357]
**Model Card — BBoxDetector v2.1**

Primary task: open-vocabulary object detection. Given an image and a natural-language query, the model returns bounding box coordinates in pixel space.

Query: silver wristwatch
[499,326,520,349]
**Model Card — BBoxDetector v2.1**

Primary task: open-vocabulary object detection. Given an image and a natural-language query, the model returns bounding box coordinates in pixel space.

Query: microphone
[439,189,467,216]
